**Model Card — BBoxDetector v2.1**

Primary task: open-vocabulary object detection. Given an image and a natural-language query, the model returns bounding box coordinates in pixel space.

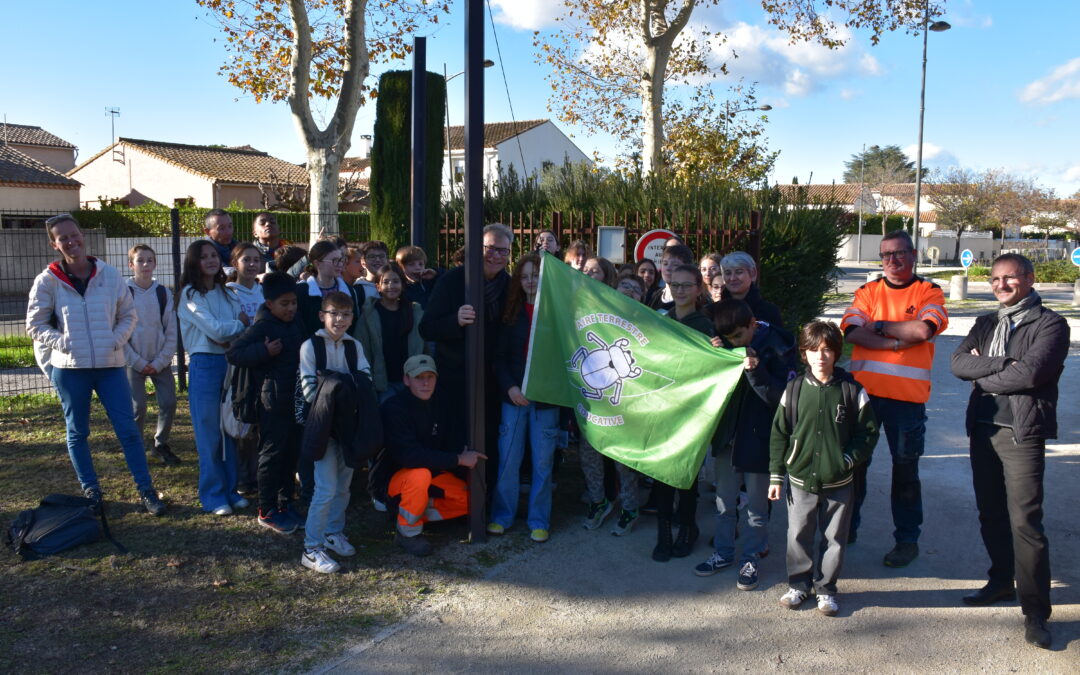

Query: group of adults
[24,211,1067,649]
[840,231,1066,649]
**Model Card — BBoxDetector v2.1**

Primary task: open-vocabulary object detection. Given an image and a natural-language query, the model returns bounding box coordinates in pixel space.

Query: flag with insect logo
[523,255,745,489]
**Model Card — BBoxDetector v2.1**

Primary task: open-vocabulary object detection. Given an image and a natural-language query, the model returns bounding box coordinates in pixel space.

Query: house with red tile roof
[0,124,81,220]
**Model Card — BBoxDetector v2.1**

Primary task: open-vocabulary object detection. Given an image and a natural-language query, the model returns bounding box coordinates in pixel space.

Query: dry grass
[0,397,560,673]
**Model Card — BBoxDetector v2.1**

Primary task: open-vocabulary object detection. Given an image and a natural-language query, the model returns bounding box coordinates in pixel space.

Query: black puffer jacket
[951,302,1070,443]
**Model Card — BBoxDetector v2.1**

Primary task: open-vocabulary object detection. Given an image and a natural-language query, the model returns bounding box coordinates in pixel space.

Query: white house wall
[495,122,590,179]
[72,145,214,208]
[12,145,76,173]
[0,185,80,212]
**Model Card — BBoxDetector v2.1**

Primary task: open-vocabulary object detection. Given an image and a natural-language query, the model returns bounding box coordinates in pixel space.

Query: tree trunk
[640,44,670,176]
[286,0,368,242]
[306,149,342,240]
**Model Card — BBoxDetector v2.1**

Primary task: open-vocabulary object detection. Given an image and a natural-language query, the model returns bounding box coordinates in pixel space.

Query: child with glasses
[298,291,373,573]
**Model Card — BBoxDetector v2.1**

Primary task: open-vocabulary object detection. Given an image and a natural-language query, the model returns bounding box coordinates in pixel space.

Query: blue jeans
[188,353,239,512]
[851,396,926,544]
[491,403,559,531]
[304,439,353,549]
[50,366,153,493]
[713,458,770,564]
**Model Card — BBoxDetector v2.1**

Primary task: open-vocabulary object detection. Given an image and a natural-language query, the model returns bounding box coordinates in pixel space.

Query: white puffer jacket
[26,258,136,369]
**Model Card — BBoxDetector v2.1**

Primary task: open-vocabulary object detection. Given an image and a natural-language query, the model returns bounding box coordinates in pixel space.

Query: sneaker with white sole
[816,593,839,616]
[324,532,356,557]
[779,588,808,609]
[694,552,734,577]
[610,509,639,536]
[301,547,340,574]
[372,497,388,512]
[582,499,613,530]
[736,561,759,591]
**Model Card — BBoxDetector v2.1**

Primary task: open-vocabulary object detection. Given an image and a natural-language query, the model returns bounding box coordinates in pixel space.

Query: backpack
[294,335,361,424]
[221,364,257,440]
[228,361,264,428]
[783,372,861,432]
[6,495,126,560]
[129,284,169,328]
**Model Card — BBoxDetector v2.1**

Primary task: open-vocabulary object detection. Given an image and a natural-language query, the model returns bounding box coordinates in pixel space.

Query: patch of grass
[0,398,577,672]
[0,335,35,369]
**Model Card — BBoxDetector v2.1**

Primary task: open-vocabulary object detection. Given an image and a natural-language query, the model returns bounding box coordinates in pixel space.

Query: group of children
[534,235,880,615]
[101,226,880,613]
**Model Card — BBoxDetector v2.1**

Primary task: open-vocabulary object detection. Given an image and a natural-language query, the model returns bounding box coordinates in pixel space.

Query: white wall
[839,233,999,264]
[0,185,80,211]
[12,145,76,173]
[495,122,590,179]
[72,145,214,208]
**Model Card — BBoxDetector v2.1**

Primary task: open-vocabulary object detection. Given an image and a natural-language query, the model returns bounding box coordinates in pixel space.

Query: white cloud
[709,21,882,98]
[488,0,565,30]
[839,88,858,100]
[1019,57,1080,104]
[903,142,960,170]
[1062,166,1080,184]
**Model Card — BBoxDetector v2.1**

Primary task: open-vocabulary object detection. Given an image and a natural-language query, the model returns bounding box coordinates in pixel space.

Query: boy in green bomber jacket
[768,321,879,617]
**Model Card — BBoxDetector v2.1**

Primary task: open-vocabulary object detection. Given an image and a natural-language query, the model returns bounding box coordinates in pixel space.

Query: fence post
[171,208,186,392]
[749,210,762,269]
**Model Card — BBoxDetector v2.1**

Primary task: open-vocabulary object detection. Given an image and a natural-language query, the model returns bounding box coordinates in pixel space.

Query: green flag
[523,255,746,489]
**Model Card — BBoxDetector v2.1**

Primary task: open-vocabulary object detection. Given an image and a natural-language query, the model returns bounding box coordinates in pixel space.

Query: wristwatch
[873,320,886,336]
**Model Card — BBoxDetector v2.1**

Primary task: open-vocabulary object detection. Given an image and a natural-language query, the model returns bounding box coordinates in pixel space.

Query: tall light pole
[912,6,950,260]
[444,59,494,203]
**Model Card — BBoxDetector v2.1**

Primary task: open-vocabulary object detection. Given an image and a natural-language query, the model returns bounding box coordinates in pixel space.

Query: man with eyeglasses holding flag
[840,230,948,568]
[419,223,514,491]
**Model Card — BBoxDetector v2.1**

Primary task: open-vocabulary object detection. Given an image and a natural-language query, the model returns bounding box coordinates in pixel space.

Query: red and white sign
[633,228,678,266]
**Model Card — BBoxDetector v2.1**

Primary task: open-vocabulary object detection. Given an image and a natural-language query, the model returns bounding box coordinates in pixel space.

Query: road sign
[960,249,974,268]
[1072,248,1080,267]
[633,228,677,266]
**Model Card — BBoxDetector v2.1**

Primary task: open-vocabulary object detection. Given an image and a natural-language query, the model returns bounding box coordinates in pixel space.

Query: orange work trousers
[388,468,469,536]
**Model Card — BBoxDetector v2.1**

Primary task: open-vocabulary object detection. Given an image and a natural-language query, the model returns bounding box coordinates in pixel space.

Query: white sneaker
[816,594,839,616]
[324,532,356,557]
[212,504,233,516]
[301,547,340,574]
[779,588,807,609]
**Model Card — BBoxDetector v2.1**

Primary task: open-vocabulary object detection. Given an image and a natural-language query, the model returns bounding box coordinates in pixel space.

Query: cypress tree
[370,70,446,252]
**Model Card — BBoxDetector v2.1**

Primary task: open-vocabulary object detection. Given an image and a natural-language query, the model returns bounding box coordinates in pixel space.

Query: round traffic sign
[1072,248,1080,267]
[633,228,678,266]
[960,249,974,268]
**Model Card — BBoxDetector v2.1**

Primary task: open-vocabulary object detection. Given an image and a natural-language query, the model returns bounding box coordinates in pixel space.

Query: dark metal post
[170,208,186,391]
[464,0,486,543]
[411,36,427,248]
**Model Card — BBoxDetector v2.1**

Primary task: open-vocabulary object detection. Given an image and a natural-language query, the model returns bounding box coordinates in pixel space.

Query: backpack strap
[344,339,359,374]
[841,376,860,425]
[128,284,169,328]
[155,283,168,327]
[96,503,128,555]
[312,335,327,372]
[783,375,803,432]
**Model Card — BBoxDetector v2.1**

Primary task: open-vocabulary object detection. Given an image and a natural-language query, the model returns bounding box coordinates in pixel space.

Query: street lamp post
[444,60,494,204]
[912,6,950,260]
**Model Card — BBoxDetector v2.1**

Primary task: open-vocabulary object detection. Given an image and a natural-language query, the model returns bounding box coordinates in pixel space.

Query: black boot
[671,521,699,558]
[652,516,673,562]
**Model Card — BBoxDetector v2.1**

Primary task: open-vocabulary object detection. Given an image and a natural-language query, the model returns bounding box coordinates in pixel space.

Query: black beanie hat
[261,271,297,301]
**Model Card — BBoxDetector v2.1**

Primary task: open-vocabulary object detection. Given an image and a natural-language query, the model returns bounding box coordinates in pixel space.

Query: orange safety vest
[840,276,947,404]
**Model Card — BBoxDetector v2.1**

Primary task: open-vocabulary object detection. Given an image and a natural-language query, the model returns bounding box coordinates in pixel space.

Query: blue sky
[3,1,1078,195]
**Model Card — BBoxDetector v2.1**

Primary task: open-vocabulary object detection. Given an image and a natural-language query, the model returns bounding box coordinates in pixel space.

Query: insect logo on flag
[571,332,642,405]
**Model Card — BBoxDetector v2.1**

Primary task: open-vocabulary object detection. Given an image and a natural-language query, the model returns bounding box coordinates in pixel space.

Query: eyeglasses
[484,245,511,257]
[45,213,76,227]
[667,282,698,291]
[322,257,345,266]
[322,310,353,320]
[879,249,912,260]
[364,254,388,262]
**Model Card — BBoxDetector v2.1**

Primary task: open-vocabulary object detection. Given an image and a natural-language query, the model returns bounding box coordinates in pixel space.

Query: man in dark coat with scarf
[950,253,1069,650]
[418,223,512,491]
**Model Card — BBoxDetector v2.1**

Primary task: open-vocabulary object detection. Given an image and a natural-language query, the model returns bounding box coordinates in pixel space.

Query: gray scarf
[988,290,1041,357]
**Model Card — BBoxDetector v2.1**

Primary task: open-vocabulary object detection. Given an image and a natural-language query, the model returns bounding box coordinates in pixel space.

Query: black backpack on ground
[6,495,127,560]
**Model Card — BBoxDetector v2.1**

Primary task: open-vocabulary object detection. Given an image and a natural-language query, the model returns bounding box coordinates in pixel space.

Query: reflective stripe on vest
[848,359,932,381]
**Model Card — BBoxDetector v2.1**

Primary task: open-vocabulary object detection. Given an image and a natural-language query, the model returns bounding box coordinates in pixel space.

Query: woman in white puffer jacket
[26,214,166,516]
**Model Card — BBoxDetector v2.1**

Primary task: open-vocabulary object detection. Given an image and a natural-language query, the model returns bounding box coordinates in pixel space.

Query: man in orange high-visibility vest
[840,231,948,568]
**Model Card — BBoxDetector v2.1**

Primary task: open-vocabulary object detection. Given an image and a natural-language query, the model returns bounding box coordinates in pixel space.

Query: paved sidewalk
[315,316,1080,672]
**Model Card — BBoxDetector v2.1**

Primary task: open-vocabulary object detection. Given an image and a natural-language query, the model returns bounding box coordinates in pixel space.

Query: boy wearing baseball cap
[375,354,485,556]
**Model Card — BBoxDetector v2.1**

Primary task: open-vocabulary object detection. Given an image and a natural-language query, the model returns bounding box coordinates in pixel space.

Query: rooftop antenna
[105,107,120,143]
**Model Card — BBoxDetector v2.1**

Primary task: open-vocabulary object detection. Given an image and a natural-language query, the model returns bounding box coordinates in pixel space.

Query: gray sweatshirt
[124,279,177,372]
